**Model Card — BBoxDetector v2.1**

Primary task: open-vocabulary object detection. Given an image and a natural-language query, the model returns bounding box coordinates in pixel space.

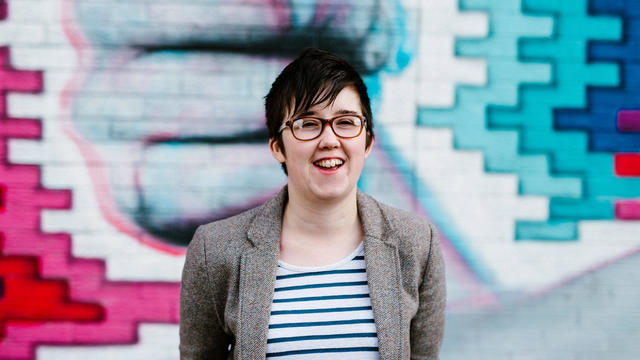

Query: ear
[364,135,374,159]
[269,138,286,163]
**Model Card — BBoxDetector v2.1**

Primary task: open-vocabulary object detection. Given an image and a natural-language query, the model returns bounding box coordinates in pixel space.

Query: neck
[283,186,360,243]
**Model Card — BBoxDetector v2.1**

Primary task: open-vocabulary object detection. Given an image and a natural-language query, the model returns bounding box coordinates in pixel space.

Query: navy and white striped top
[266,243,379,359]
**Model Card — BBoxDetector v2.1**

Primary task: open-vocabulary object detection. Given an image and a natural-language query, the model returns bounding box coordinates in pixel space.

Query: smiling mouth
[313,159,344,170]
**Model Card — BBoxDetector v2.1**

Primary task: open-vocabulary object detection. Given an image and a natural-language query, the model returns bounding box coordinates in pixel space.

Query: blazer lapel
[358,191,403,359]
[236,188,286,359]
[237,247,278,359]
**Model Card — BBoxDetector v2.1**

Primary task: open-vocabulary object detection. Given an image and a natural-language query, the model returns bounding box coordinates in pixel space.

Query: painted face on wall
[68,0,401,247]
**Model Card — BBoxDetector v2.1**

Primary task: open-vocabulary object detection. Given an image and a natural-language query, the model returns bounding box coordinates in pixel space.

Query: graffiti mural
[0,0,638,358]
[68,0,409,249]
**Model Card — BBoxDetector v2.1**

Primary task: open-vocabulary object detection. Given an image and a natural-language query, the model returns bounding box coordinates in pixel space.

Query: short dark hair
[265,48,375,174]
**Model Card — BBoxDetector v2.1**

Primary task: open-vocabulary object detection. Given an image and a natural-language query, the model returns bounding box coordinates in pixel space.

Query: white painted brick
[7,0,57,23]
[0,23,45,44]
[416,81,456,108]
[42,164,97,189]
[416,127,454,149]
[455,12,490,37]
[7,93,46,118]
[10,46,78,70]
[452,57,487,85]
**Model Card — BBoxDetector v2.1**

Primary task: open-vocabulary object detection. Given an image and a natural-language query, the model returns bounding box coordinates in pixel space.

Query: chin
[310,183,355,201]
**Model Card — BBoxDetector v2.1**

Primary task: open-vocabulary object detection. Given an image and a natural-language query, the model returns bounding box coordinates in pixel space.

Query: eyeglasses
[278,114,366,141]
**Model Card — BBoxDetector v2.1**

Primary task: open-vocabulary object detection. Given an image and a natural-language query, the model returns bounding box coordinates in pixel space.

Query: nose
[317,122,340,149]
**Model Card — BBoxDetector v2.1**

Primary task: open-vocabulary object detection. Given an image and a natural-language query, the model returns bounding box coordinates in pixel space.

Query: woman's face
[270,87,373,203]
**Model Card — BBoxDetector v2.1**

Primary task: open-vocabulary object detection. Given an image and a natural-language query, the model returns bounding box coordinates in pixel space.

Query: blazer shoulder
[375,199,437,254]
[378,200,433,233]
[188,206,262,261]
[380,201,429,227]
[197,206,259,239]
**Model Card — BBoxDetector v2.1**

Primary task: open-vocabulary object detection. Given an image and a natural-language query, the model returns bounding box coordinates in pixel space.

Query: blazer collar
[356,190,404,359]
[236,189,284,358]
[246,186,287,250]
[246,186,398,249]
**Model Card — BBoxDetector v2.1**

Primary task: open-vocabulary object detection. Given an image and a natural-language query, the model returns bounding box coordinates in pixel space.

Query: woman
[180,48,446,359]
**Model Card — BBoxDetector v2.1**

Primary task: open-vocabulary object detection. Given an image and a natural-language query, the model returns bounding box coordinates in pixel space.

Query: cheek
[351,140,370,160]
[282,144,310,168]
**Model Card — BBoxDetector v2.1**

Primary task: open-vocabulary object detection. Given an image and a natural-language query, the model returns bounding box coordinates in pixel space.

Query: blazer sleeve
[180,226,231,359]
[410,222,447,359]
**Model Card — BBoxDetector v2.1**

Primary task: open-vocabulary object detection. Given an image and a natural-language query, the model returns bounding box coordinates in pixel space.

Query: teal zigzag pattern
[419,0,628,240]
[501,0,638,239]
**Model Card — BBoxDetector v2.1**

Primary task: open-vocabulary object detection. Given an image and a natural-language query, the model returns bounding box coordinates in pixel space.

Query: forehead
[299,86,362,114]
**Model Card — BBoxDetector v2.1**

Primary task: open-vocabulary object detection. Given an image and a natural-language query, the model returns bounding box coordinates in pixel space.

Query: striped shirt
[266,243,379,359]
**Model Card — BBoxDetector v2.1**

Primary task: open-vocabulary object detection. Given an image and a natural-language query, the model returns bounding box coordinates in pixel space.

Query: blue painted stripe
[274,281,368,292]
[271,306,372,316]
[273,293,369,303]
[276,268,365,280]
[267,346,379,357]
[267,332,377,344]
[269,318,375,329]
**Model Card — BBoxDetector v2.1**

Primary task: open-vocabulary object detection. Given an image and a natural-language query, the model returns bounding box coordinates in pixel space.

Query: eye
[297,118,321,128]
[335,116,360,127]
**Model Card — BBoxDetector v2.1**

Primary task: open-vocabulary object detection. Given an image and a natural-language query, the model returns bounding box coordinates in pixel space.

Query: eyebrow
[297,109,361,117]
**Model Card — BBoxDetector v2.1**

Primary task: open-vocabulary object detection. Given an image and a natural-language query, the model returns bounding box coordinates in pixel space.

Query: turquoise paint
[516,220,577,240]
[549,198,615,219]
[510,0,636,237]
[386,0,415,72]
[422,0,635,240]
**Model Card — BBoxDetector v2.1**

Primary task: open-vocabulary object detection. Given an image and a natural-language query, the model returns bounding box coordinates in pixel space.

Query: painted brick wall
[0,0,639,359]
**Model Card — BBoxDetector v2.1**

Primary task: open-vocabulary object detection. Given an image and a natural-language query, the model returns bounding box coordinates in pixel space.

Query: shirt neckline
[277,242,364,272]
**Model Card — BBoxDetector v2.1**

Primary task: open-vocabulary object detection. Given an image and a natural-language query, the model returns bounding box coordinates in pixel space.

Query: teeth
[315,159,343,168]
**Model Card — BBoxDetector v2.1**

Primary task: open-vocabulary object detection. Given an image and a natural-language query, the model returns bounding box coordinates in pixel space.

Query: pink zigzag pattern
[0,36,179,360]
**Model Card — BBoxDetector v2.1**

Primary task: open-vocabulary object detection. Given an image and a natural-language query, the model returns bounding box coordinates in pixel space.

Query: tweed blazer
[179,187,446,359]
